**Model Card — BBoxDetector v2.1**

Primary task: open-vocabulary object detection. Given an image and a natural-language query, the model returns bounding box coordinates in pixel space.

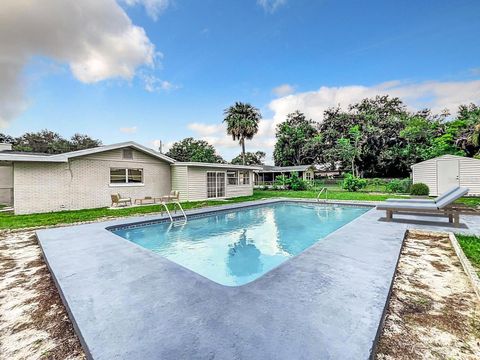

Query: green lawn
[0,189,478,231]
[456,234,480,274]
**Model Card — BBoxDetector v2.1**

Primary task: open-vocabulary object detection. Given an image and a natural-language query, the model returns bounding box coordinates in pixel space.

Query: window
[227,171,238,185]
[128,168,143,183]
[239,171,250,185]
[110,168,143,184]
[305,171,313,181]
[122,148,133,160]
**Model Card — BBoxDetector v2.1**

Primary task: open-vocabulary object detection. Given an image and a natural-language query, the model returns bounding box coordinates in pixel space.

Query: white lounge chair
[385,185,460,204]
[376,187,469,227]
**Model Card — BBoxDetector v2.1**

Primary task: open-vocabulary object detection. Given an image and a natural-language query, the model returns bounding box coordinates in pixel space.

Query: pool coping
[36,198,480,360]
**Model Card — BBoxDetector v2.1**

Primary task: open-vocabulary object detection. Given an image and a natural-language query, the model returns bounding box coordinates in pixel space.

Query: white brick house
[0,142,258,214]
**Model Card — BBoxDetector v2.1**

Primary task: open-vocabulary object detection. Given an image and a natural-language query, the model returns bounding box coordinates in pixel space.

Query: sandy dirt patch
[0,230,84,360]
[376,230,480,359]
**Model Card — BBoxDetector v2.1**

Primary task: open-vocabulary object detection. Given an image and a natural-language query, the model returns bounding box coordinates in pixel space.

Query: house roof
[172,162,262,170]
[0,141,176,163]
[255,165,315,173]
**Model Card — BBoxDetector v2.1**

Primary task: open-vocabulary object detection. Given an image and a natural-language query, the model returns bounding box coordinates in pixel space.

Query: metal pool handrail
[316,187,328,202]
[161,201,187,223]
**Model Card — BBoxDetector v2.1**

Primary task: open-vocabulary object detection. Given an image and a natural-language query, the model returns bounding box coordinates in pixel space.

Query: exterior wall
[171,165,189,202]
[171,166,253,201]
[14,149,171,214]
[0,162,13,204]
[459,158,480,196]
[412,159,438,196]
[187,167,209,201]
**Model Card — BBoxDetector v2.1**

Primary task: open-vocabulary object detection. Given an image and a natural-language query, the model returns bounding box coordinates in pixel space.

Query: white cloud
[0,0,158,127]
[268,79,480,124]
[257,0,287,13]
[123,0,171,20]
[272,84,295,97]
[188,79,480,164]
[120,126,138,133]
[142,74,177,92]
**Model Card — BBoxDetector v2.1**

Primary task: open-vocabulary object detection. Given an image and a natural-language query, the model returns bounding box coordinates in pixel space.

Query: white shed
[411,154,480,196]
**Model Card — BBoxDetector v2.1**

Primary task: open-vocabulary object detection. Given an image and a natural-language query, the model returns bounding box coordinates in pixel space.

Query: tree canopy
[165,137,225,163]
[231,151,266,165]
[273,110,321,166]
[223,102,261,165]
[0,130,101,154]
[272,96,480,177]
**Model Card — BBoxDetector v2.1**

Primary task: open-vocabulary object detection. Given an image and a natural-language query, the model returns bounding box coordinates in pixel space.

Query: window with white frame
[239,171,250,185]
[110,168,143,184]
[227,171,238,185]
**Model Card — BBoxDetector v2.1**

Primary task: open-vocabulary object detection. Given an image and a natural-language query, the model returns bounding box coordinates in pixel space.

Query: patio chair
[111,193,132,207]
[385,185,460,204]
[163,190,180,202]
[376,187,469,227]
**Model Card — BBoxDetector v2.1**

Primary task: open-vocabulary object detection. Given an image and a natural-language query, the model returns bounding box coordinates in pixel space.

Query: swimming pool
[111,202,369,286]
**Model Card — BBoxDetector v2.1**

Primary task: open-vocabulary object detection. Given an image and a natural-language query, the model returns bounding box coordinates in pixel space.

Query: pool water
[112,202,369,286]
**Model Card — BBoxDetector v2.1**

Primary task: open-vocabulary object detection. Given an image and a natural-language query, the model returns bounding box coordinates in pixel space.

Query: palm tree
[223,102,262,165]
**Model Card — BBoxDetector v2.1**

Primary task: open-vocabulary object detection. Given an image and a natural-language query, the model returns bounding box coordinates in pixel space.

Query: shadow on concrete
[377,217,468,229]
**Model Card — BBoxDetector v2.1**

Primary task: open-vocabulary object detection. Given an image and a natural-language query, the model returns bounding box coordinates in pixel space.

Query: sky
[1,0,479,164]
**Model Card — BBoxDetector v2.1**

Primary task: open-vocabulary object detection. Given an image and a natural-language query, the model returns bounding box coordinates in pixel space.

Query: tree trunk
[241,138,246,165]
[351,158,356,177]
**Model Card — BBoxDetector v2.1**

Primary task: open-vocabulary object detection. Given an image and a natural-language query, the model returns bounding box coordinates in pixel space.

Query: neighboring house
[254,164,341,186]
[0,143,13,205]
[411,154,480,196]
[0,142,259,214]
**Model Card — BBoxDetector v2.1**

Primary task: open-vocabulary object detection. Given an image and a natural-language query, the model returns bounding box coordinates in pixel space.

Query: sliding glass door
[207,171,225,198]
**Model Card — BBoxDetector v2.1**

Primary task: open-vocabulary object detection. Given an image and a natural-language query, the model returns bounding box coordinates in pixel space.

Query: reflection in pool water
[112,203,369,286]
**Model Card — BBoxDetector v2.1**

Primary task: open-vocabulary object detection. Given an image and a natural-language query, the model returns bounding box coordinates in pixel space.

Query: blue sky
[1,0,480,162]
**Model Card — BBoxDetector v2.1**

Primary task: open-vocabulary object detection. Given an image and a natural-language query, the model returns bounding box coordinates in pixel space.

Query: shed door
[437,159,459,194]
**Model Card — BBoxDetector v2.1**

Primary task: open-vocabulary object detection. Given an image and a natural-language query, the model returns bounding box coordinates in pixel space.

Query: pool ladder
[161,202,187,224]
[316,187,328,202]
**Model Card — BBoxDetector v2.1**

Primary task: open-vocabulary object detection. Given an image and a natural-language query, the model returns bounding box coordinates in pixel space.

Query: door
[437,159,459,194]
[207,171,226,198]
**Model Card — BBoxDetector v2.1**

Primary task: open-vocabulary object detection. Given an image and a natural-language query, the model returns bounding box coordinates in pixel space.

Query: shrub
[410,183,429,196]
[386,178,412,193]
[288,172,308,191]
[274,172,308,191]
[342,173,367,192]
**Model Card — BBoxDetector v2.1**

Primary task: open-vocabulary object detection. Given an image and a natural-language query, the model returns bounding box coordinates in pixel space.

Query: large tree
[274,111,321,166]
[231,151,266,165]
[6,129,101,154]
[165,137,225,163]
[223,102,261,165]
[453,103,480,157]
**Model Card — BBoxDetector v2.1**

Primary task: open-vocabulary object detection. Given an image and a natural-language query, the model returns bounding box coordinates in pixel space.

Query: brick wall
[13,150,172,214]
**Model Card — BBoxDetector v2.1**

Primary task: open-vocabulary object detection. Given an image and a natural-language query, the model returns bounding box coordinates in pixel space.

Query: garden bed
[376,230,480,359]
[0,230,84,359]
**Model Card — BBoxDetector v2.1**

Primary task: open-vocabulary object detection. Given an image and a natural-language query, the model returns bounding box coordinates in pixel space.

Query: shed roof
[411,154,480,168]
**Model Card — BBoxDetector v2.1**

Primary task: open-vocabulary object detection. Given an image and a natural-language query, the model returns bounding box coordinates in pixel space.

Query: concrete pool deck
[36,199,480,360]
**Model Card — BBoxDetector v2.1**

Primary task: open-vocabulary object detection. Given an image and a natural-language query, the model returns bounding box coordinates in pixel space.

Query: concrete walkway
[37,199,480,360]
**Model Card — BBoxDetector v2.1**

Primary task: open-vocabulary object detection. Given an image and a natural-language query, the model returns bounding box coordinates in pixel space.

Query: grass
[456,197,480,208]
[456,234,480,272]
[0,189,478,230]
